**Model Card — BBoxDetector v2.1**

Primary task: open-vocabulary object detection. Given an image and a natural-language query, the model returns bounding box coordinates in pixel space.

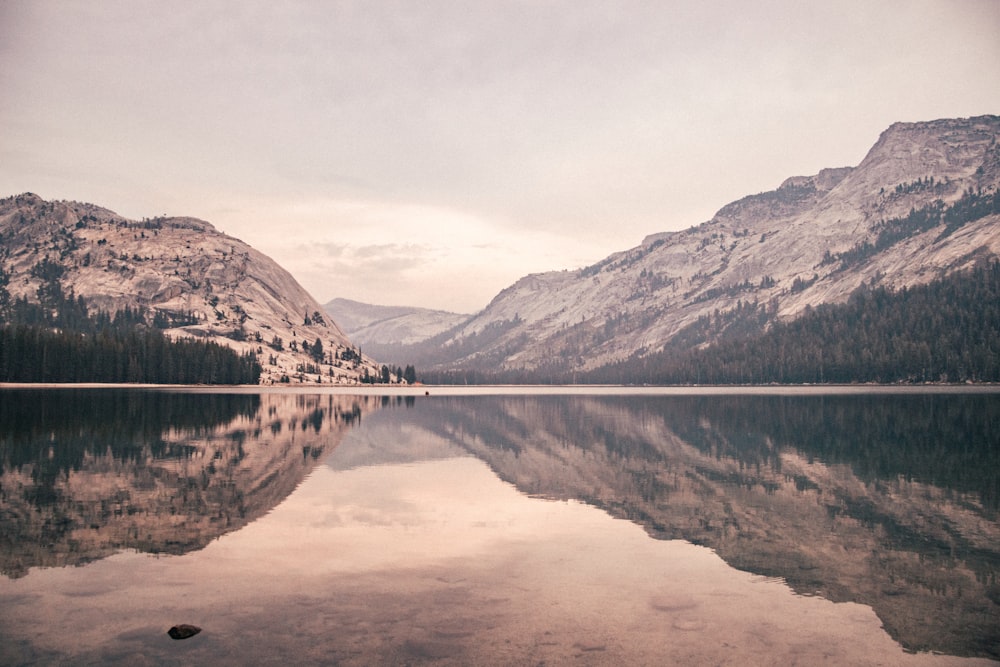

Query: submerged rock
[167,624,202,640]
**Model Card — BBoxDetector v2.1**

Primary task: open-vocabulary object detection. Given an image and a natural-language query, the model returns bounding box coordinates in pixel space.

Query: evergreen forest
[0,264,261,384]
[590,261,1000,385]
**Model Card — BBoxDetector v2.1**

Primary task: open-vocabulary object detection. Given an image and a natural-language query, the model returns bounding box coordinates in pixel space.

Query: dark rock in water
[167,624,202,640]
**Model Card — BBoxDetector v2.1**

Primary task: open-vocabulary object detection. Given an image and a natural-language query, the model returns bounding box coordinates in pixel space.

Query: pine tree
[311,337,324,363]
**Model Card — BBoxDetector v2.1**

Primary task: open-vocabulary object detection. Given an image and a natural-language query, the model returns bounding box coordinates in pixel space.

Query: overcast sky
[2,1,999,313]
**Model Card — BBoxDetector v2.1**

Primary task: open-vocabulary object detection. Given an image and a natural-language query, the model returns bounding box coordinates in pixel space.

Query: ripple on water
[672,617,707,632]
[649,594,699,613]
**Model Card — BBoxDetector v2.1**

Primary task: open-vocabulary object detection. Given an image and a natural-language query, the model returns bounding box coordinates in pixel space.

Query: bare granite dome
[0,195,383,384]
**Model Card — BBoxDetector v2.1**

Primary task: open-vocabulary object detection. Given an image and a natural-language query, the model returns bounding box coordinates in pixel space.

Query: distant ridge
[324,297,467,356]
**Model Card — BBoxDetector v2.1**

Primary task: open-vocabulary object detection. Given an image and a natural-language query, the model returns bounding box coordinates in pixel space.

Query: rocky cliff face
[0,194,383,383]
[419,115,1000,372]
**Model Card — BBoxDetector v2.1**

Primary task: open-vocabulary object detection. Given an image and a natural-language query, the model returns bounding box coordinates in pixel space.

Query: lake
[1,386,998,665]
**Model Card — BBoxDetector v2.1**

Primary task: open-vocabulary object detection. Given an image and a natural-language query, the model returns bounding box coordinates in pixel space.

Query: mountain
[324,297,467,358]
[406,115,1000,376]
[0,193,384,384]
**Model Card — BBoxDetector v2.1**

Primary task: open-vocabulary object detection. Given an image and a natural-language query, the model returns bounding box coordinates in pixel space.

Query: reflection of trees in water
[412,393,1000,659]
[688,394,994,507]
[0,390,372,578]
[435,394,1000,510]
[649,394,1000,511]
[0,389,260,469]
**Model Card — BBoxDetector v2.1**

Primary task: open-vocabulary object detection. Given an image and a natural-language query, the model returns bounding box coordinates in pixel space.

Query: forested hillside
[0,266,261,384]
[599,261,1000,385]
[0,193,384,384]
[422,261,1000,385]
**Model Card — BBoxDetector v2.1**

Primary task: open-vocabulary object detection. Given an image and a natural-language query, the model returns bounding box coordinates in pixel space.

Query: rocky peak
[778,166,853,193]
[854,115,998,195]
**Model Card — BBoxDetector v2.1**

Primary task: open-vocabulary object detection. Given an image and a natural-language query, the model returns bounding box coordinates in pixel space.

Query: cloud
[308,243,350,259]
[210,194,610,312]
[305,242,431,273]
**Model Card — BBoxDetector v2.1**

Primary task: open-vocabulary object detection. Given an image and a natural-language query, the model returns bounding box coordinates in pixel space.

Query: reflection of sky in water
[2,414,993,667]
[228,424,606,570]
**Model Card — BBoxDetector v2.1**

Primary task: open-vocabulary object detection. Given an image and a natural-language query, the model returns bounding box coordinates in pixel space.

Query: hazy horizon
[2,1,999,312]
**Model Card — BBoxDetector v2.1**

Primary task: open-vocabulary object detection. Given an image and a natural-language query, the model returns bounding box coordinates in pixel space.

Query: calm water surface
[0,387,998,665]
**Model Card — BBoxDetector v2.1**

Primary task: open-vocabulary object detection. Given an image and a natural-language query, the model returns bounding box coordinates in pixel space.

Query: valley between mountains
[2,114,999,384]
[331,115,1000,382]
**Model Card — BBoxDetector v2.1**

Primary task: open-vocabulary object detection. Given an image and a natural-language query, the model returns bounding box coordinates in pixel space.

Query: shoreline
[2,382,999,396]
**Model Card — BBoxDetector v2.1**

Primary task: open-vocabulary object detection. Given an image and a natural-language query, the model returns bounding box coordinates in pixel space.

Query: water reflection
[0,389,370,577]
[1,389,998,664]
[407,393,1000,659]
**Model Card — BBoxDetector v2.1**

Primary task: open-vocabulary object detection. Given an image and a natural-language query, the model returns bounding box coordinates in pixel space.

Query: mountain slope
[324,297,467,347]
[416,115,1000,374]
[0,194,383,384]
[582,262,1000,384]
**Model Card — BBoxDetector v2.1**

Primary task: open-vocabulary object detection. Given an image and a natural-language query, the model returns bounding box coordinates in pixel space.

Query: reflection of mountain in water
[0,390,371,578]
[410,393,1000,659]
